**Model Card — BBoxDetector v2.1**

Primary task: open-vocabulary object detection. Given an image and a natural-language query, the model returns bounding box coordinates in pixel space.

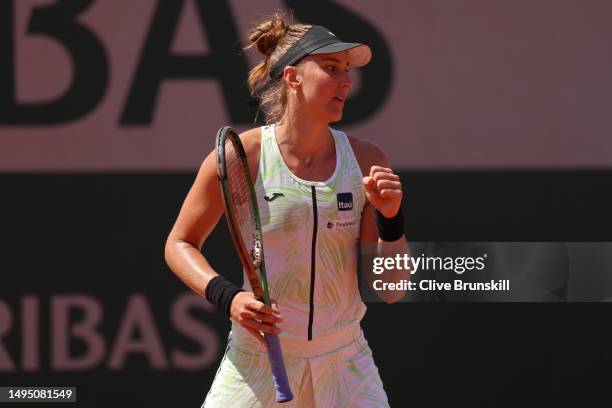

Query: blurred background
[1,1,612,406]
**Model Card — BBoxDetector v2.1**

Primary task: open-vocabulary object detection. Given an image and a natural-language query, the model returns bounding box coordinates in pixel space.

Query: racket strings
[224,137,256,257]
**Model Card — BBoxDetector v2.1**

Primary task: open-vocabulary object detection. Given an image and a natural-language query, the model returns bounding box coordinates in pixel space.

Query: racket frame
[215,126,293,403]
[216,127,271,305]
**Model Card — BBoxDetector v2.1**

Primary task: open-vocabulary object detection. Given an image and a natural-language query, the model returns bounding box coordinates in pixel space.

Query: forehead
[302,51,350,65]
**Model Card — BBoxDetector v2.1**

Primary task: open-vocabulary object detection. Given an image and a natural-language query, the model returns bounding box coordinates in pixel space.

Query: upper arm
[348,136,392,244]
[348,136,391,180]
[165,128,261,251]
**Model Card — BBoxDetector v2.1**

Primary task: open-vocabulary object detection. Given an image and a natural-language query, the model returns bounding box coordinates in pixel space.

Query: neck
[275,109,333,160]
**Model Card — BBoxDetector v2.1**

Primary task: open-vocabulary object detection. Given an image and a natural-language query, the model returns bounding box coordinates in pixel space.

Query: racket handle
[264,333,293,403]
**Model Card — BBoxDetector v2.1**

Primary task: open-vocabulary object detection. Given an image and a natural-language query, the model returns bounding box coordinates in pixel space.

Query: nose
[340,71,353,90]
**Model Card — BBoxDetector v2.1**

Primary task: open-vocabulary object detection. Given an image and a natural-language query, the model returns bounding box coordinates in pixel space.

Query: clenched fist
[362,165,403,218]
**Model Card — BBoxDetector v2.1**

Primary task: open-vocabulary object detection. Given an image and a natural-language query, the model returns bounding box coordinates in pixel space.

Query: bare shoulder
[238,127,262,177]
[238,127,262,152]
[348,135,391,176]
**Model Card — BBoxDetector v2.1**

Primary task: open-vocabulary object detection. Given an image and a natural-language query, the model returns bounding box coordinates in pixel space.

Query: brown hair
[246,13,311,124]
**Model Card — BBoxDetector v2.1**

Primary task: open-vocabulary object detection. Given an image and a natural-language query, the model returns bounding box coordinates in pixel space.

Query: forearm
[367,235,411,303]
[164,239,220,297]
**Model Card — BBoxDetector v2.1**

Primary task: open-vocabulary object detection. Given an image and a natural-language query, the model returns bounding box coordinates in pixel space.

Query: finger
[380,189,403,199]
[251,301,283,321]
[363,187,384,208]
[362,176,375,187]
[363,177,379,195]
[245,319,281,335]
[248,300,273,314]
[364,188,383,204]
[369,166,393,177]
[244,326,266,346]
[375,179,402,192]
[372,172,400,183]
[363,177,376,193]
[270,299,282,315]
[241,309,283,323]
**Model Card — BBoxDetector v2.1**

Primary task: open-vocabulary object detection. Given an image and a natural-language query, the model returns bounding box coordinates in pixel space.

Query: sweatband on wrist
[375,209,405,242]
[204,275,244,317]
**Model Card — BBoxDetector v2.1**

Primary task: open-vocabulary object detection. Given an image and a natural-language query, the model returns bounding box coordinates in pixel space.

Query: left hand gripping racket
[215,126,293,403]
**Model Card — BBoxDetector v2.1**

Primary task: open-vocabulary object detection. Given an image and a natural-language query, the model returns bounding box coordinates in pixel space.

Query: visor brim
[309,43,372,68]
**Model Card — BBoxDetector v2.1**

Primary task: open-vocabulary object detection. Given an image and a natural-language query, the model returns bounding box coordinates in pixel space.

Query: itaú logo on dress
[0,293,220,372]
[336,192,353,211]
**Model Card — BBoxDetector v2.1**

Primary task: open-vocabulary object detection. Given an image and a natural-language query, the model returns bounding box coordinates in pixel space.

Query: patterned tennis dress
[203,124,389,407]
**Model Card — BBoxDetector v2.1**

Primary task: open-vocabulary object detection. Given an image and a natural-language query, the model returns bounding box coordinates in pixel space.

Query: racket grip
[264,333,293,403]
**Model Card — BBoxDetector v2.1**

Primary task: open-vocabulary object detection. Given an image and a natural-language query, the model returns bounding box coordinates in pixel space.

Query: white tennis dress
[203,124,389,407]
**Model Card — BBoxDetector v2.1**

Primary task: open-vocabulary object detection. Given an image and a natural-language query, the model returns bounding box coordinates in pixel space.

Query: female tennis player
[165,13,409,407]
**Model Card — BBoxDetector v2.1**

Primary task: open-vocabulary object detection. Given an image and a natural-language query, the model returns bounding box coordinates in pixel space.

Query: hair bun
[249,14,289,57]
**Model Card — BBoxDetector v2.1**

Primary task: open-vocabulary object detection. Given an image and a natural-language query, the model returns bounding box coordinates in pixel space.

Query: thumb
[270,298,280,313]
[363,176,376,193]
[363,176,383,206]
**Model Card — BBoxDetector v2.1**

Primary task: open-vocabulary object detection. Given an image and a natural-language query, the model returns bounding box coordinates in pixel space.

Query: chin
[326,109,344,124]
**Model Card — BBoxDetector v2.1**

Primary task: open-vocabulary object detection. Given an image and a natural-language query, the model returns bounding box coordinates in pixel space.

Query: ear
[283,66,302,91]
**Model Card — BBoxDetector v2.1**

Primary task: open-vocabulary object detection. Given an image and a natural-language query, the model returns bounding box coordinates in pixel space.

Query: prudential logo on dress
[337,192,353,211]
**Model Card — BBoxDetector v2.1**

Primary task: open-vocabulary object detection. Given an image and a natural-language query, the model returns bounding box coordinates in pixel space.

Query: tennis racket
[215,126,293,403]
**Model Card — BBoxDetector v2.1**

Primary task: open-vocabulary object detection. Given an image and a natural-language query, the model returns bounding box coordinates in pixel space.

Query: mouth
[333,96,345,103]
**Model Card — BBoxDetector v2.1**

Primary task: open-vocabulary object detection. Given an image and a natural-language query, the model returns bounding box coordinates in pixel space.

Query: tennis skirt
[202,323,390,407]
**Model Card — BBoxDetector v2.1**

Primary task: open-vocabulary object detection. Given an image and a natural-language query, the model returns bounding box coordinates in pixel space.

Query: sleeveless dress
[203,124,389,408]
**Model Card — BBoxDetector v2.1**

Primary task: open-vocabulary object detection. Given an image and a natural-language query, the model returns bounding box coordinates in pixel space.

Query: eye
[327,65,337,72]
